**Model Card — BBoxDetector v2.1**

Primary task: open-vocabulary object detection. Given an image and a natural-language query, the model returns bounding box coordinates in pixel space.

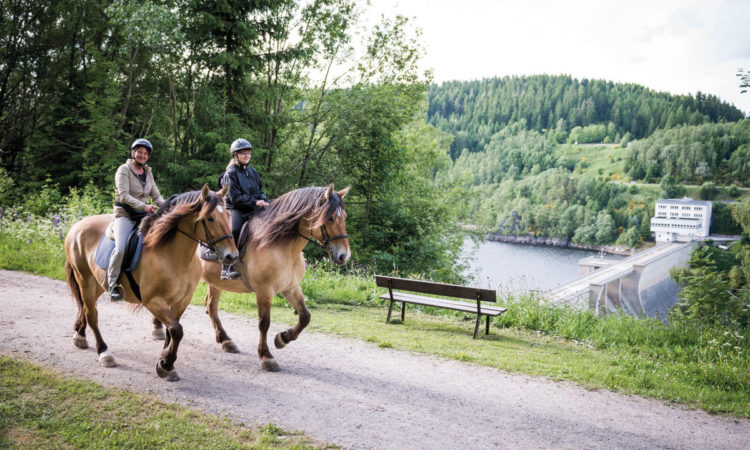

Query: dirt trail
[1,269,749,449]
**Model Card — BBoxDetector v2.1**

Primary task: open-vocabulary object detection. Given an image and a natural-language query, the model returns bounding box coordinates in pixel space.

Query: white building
[650,198,712,242]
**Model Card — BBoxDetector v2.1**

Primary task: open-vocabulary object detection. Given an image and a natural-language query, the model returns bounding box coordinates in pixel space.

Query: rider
[219,138,269,279]
[108,138,165,300]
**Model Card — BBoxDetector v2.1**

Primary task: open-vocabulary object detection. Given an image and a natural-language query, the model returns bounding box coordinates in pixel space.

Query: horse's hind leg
[256,291,279,372]
[274,286,310,350]
[65,262,89,349]
[79,281,115,367]
[73,308,88,349]
[205,284,239,353]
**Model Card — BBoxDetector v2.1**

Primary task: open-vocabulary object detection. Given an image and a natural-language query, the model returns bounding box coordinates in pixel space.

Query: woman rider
[108,138,165,300]
[220,138,269,279]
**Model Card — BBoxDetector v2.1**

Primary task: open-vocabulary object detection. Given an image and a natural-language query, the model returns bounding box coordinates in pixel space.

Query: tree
[659,172,687,198]
[594,211,616,245]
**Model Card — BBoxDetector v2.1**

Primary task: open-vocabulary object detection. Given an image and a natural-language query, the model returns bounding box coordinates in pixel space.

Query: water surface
[461,238,599,293]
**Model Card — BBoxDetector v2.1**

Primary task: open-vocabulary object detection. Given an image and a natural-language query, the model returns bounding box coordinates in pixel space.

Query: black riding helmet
[131,138,153,155]
[230,138,253,155]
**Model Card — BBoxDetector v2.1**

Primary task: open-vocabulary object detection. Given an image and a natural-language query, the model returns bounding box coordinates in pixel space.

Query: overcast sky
[366,0,750,115]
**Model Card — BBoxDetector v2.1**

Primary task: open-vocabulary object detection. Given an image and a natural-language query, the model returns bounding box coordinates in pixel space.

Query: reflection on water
[461,238,598,293]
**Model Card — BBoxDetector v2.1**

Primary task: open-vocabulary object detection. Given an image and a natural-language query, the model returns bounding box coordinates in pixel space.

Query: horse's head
[308,184,351,265]
[196,184,239,266]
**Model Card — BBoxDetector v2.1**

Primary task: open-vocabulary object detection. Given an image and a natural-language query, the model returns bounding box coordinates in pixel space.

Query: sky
[366,0,750,115]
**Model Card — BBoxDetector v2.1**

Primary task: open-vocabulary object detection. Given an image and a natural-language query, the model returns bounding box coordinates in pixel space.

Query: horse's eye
[207,217,215,222]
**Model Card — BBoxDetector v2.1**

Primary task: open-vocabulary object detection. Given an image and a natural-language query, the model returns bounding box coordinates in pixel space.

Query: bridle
[297,222,348,253]
[176,212,234,255]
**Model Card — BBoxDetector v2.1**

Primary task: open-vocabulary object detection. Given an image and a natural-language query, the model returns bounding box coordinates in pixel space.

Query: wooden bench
[375,275,507,339]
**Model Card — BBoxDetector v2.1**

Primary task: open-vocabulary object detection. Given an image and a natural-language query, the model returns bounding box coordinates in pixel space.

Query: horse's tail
[65,260,84,312]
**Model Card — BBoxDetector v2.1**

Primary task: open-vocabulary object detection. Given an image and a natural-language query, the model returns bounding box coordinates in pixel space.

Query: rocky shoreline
[486,233,632,256]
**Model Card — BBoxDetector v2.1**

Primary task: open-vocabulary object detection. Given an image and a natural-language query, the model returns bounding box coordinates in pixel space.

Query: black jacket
[220,163,269,214]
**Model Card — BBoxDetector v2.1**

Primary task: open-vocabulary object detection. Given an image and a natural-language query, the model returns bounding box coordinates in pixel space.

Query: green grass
[2,219,749,418]
[558,144,629,180]
[0,356,319,449]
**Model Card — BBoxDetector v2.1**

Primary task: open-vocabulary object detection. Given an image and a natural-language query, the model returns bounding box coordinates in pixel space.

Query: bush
[699,181,720,200]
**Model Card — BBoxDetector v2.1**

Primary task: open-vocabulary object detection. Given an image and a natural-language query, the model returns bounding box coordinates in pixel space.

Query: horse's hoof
[152,328,166,340]
[274,333,287,349]
[221,340,240,353]
[156,362,179,381]
[98,350,117,368]
[261,358,280,372]
[73,334,88,349]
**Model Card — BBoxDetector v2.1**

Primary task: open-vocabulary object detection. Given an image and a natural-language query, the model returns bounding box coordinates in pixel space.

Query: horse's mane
[247,186,345,249]
[140,190,223,248]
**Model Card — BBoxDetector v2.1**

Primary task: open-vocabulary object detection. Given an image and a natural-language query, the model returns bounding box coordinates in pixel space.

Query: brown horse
[64,184,238,381]
[178,184,350,372]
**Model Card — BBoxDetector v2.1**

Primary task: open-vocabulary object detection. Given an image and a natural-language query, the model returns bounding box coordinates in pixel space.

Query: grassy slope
[0,356,318,449]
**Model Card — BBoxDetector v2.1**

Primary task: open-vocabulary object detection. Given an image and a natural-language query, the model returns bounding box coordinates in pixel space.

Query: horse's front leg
[274,286,310,349]
[205,284,239,353]
[256,291,279,372]
[150,300,182,381]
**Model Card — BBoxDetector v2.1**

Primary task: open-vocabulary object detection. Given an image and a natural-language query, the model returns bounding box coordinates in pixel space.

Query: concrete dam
[546,242,694,319]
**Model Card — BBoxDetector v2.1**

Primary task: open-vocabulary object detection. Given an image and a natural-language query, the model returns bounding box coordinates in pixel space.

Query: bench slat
[378,293,507,316]
[375,275,496,302]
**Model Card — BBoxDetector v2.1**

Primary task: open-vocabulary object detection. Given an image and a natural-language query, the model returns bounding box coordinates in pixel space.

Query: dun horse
[157,184,350,372]
[64,185,238,381]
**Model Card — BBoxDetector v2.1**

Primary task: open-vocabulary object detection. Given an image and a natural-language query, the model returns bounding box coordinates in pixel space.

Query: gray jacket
[113,159,165,219]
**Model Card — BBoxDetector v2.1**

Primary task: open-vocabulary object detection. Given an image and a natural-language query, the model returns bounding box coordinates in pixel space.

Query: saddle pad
[95,229,143,272]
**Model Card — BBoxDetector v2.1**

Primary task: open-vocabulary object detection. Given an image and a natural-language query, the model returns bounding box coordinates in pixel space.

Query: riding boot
[109,284,124,301]
[221,263,241,280]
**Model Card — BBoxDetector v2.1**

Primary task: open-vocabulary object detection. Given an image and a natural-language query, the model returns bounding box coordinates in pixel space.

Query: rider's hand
[145,205,156,214]
[256,200,269,208]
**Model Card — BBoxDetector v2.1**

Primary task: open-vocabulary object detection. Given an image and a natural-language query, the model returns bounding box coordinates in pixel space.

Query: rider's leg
[107,216,135,300]
[221,209,243,280]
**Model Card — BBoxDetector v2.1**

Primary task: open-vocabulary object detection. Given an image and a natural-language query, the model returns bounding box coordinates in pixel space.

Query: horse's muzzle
[220,251,239,266]
[330,247,350,266]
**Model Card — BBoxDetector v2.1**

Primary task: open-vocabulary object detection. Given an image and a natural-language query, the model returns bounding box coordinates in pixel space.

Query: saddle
[95,225,144,301]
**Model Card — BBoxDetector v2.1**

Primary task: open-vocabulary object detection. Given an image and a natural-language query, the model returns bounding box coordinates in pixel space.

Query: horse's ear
[218,183,229,198]
[201,184,210,201]
[337,185,351,199]
[321,183,334,204]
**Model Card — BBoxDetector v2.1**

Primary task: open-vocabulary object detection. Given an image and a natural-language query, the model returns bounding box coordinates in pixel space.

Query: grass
[558,144,629,180]
[0,356,319,448]
[2,216,749,418]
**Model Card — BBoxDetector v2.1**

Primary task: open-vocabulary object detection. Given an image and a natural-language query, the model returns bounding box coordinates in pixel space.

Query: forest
[0,0,464,280]
[2,1,749,280]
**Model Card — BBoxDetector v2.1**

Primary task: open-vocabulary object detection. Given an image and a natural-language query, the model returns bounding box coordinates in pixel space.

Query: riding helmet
[230,138,253,154]
[130,138,153,155]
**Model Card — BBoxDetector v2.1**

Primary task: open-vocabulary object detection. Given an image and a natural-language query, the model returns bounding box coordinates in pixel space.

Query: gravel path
[1,269,749,449]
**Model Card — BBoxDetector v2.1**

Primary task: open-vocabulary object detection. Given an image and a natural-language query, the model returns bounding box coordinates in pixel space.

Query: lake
[461,238,599,293]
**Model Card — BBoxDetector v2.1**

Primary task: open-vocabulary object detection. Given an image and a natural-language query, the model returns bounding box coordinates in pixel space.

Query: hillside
[428,75,745,159]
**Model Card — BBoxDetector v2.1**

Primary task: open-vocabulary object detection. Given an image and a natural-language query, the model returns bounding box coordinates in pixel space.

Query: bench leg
[486,315,490,335]
[473,314,481,339]
[386,300,395,323]
[401,302,405,322]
